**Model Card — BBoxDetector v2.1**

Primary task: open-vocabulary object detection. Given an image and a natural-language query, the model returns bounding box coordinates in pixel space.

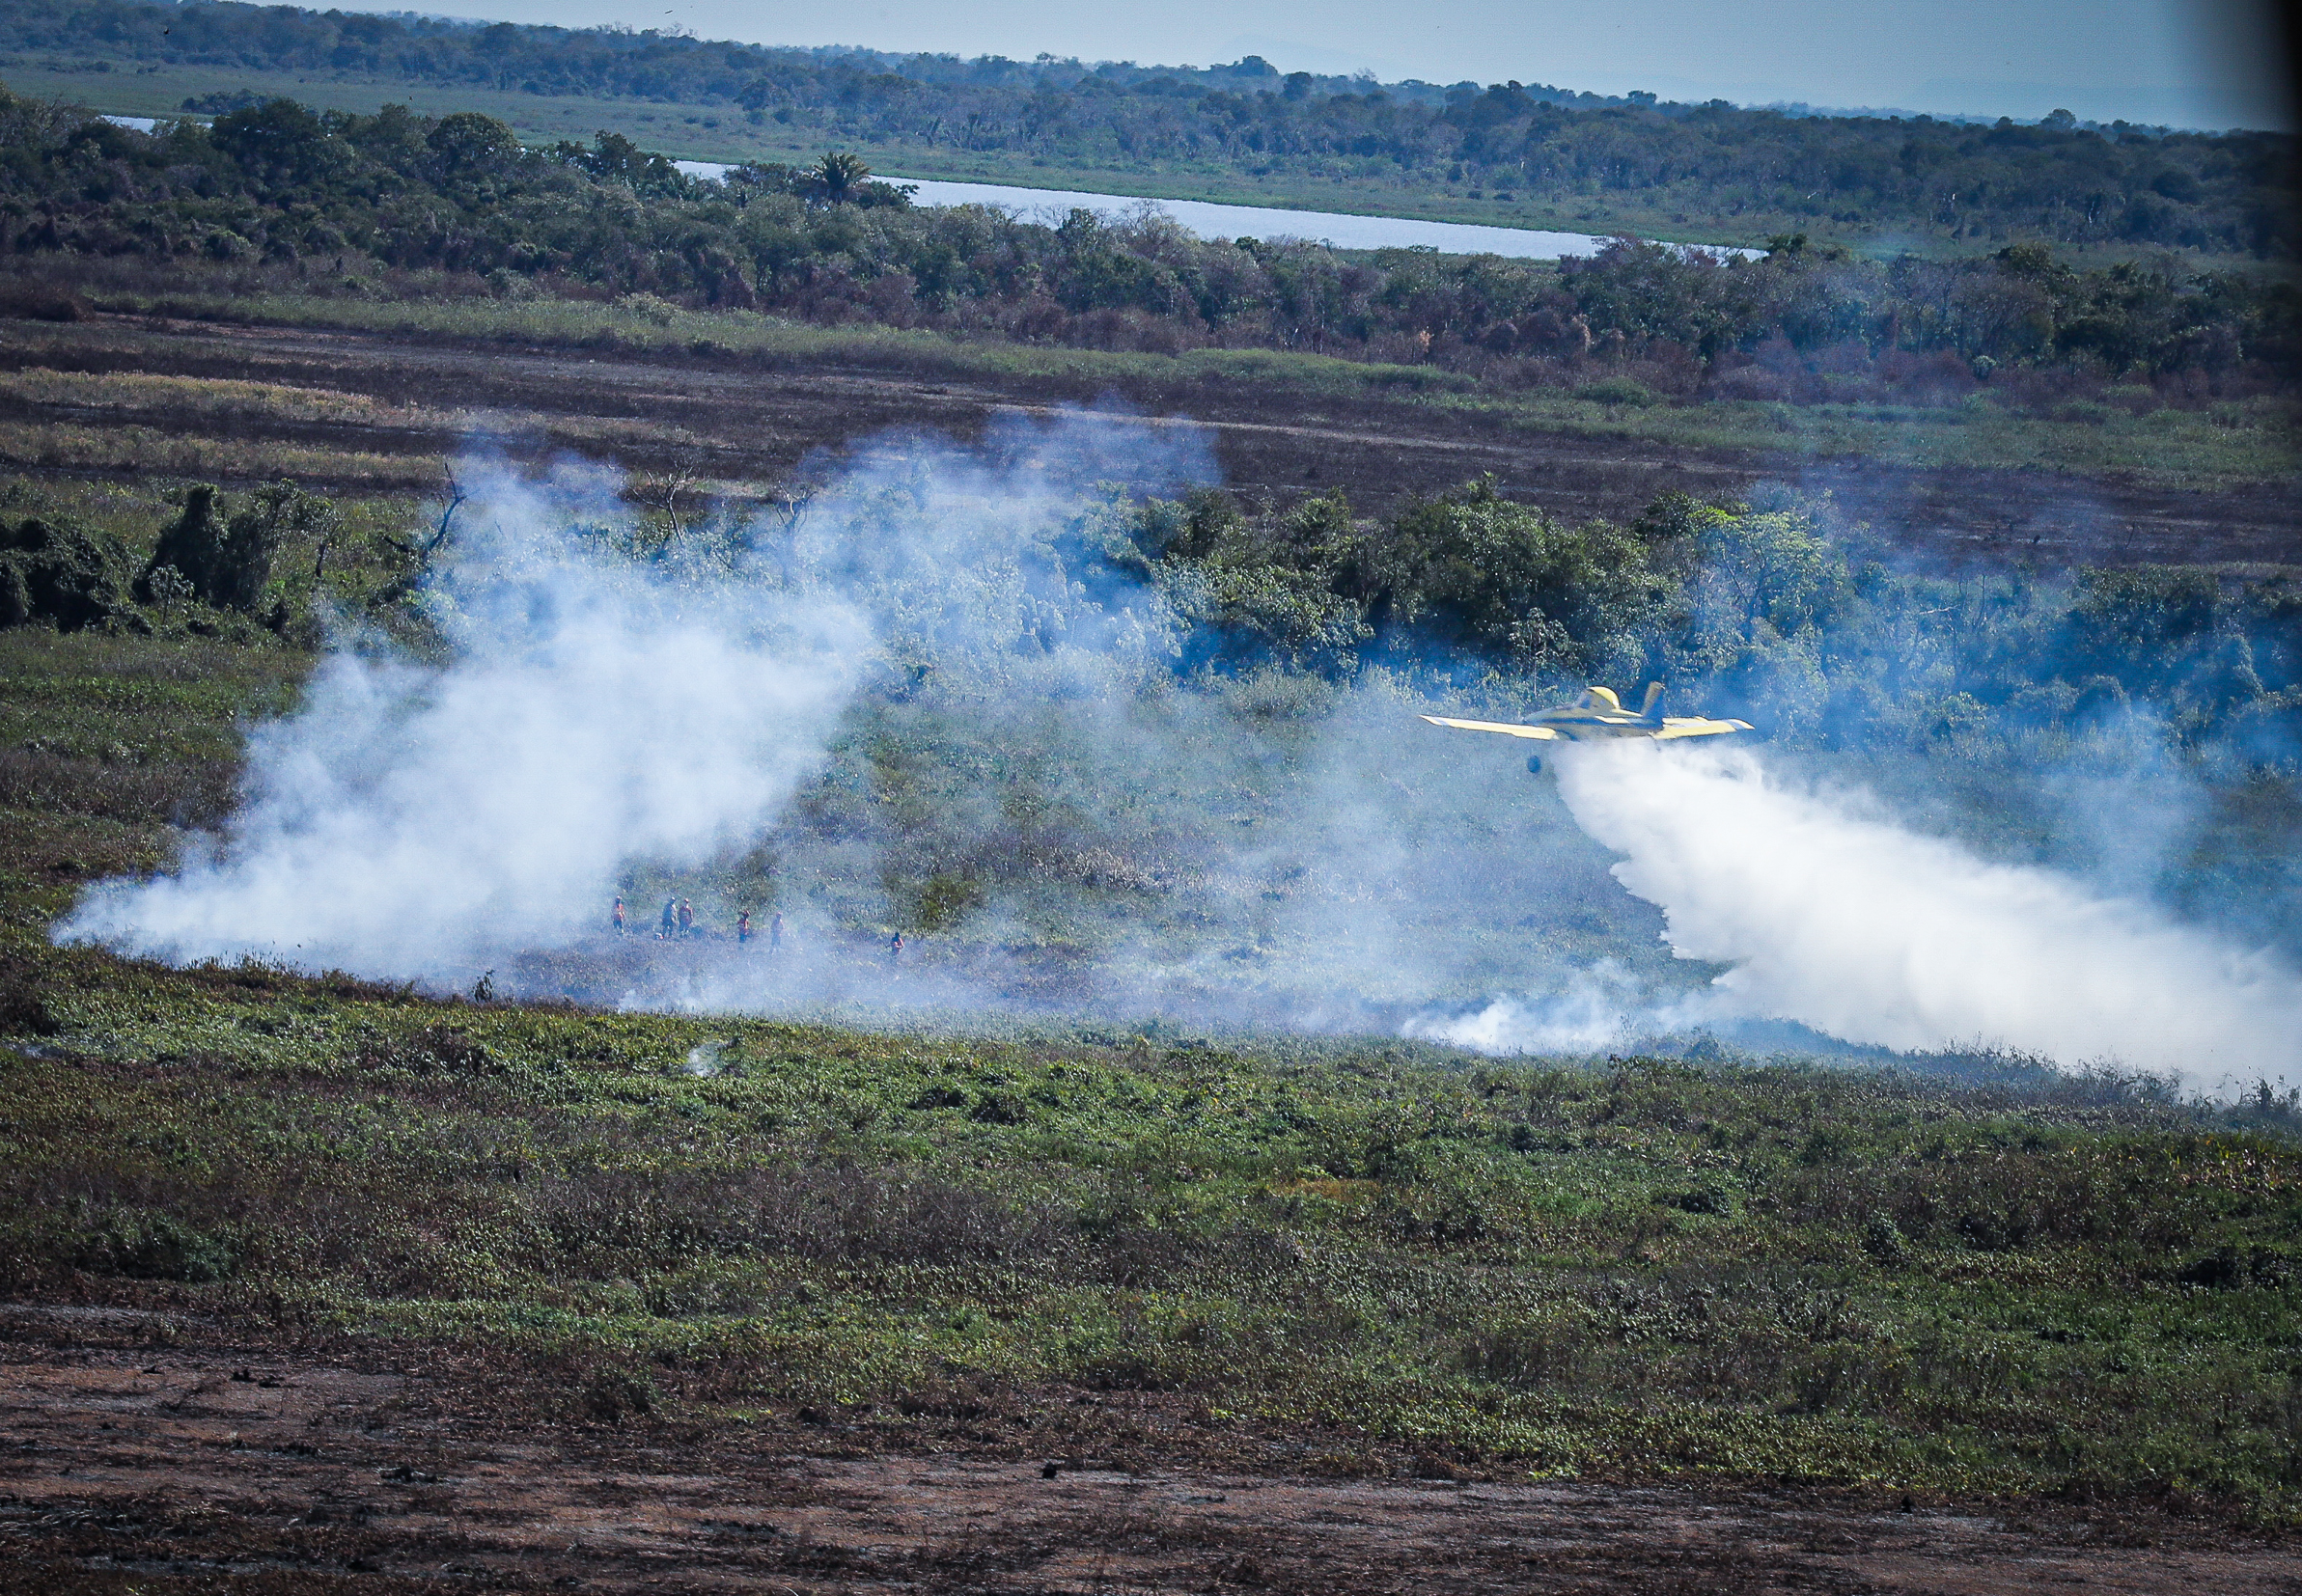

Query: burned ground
[0,312,2294,571]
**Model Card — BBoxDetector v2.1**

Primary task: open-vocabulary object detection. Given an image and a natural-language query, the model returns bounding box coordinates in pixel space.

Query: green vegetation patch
[1,968,2297,1512]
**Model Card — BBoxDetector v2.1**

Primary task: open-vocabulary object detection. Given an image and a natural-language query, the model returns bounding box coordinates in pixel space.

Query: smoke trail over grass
[59,413,1232,989]
[1527,740,2302,1086]
[61,466,871,978]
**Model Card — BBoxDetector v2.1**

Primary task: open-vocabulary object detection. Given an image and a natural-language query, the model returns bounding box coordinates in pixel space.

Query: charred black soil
[3,313,2295,570]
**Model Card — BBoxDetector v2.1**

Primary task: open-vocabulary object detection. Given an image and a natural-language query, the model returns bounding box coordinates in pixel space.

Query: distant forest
[3,86,2296,405]
[3,0,2296,256]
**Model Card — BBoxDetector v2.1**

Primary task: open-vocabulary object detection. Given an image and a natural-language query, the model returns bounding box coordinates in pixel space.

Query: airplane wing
[1652,717,1754,739]
[1420,715,1560,740]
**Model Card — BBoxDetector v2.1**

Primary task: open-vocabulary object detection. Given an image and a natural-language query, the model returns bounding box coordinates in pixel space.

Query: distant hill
[2,0,2294,256]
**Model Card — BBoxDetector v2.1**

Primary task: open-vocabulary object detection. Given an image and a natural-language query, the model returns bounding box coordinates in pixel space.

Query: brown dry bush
[1768,1141,2247,1254]
[0,951,60,1035]
[0,279,88,322]
[1458,1327,1588,1390]
[524,1163,1084,1273]
[350,1024,502,1077]
[0,746,238,826]
[0,1157,241,1288]
[162,956,407,1003]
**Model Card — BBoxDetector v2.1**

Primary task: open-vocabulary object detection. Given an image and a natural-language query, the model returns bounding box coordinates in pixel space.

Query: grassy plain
[0,355,739,494]
[3,613,2301,1530]
[7,959,2302,1502]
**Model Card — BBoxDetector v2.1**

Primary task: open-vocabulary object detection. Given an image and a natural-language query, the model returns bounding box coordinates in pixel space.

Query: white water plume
[1509,739,2302,1087]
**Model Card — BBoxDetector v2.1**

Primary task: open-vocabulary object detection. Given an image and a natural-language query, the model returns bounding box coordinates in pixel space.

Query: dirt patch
[2,1307,2293,1594]
[2,316,2295,571]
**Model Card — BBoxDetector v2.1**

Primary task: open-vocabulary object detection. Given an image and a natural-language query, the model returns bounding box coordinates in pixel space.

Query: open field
[2,305,2295,571]
[2,951,2300,1590]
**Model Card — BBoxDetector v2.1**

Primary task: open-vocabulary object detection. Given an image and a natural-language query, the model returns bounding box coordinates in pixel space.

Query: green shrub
[69,1206,236,1282]
[137,482,337,615]
[1576,376,1660,408]
[0,516,137,631]
[0,953,59,1035]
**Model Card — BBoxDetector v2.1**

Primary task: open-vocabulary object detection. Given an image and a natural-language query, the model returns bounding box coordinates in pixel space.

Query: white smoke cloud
[1403,959,1654,1054]
[1519,738,2302,1087]
[61,463,872,979]
[61,413,1223,991]
[51,418,2301,1097]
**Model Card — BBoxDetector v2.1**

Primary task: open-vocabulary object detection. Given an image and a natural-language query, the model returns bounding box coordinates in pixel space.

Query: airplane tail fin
[1638,681,1664,722]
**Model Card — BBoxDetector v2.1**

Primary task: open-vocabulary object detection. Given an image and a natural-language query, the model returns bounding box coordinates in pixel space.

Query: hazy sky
[431,0,2290,129]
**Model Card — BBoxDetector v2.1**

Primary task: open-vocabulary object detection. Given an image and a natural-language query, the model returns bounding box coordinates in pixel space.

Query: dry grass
[0,354,751,492]
[0,416,440,487]
[0,366,446,427]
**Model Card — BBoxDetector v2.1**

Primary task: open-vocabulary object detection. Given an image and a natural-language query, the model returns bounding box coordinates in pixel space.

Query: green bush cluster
[0,974,2295,1510]
[135,480,337,616]
[0,514,137,631]
[0,479,359,643]
[1117,482,2302,763]
[725,460,2299,765]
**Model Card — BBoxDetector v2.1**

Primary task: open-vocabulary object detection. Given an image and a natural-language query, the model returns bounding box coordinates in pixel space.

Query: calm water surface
[674,164,1750,260]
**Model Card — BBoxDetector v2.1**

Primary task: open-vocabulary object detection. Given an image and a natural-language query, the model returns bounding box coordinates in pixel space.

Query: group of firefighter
[611,894,783,948]
[607,895,906,961]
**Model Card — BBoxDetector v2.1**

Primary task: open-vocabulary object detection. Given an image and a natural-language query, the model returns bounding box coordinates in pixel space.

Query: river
[89,114,1724,261]
[672,163,1753,260]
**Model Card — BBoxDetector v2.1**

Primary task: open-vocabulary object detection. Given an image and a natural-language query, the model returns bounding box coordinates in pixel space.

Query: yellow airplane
[1422,684,1752,772]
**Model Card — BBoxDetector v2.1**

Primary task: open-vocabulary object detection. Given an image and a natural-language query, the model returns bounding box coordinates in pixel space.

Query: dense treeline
[1123,482,2302,764]
[3,0,2295,254]
[4,89,2297,400]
